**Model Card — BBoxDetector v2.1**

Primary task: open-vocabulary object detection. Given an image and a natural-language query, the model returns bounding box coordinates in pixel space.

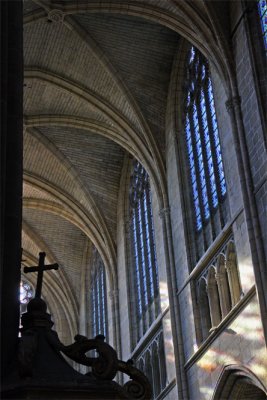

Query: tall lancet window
[184,46,227,233]
[129,160,160,346]
[258,0,267,51]
[91,248,108,339]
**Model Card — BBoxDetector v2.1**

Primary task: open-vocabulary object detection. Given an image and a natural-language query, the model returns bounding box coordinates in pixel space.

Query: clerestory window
[129,160,160,346]
[258,0,267,51]
[184,46,227,233]
[91,248,108,339]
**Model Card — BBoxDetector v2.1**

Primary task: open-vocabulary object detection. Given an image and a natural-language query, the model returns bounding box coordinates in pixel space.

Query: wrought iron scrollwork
[118,359,152,400]
[61,334,118,380]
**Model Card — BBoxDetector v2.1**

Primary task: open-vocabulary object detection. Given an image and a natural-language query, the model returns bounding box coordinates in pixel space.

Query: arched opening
[207,267,222,329]
[226,241,242,307]
[213,365,267,400]
[198,278,212,341]
[216,253,231,318]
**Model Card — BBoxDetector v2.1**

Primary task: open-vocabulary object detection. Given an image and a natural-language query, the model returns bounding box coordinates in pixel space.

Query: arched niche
[212,365,267,400]
[216,253,231,318]
[207,267,221,329]
[198,277,212,340]
[226,241,242,307]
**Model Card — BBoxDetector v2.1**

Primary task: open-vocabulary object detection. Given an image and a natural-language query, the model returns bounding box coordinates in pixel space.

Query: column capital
[225,96,241,113]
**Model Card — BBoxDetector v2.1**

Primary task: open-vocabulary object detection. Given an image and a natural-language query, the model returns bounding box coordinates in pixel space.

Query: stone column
[216,271,231,318]
[0,0,23,381]
[159,207,189,400]
[207,279,221,328]
[226,260,242,307]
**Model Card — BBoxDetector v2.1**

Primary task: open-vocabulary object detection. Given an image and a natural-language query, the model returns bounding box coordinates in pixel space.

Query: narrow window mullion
[140,188,152,306]
[188,107,207,229]
[145,184,159,301]
[195,94,214,222]
[196,87,217,241]
[205,77,227,200]
[135,205,147,333]
[131,213,142,318]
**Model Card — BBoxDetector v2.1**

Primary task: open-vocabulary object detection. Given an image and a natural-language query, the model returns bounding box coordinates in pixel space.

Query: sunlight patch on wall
[159,281,169,310]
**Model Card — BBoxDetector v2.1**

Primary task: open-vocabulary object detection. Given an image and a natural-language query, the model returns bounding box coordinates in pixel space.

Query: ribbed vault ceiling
[22,0,230,339]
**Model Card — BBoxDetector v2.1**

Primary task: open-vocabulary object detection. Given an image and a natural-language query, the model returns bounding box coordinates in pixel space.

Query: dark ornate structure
[2,253,152,399]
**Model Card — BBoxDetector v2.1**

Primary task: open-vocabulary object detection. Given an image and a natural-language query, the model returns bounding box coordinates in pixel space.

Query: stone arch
[198,277,212,340]
[212,365,267,400]
[216,253,231,318]
[23,1,232,93]
[226,241,242,307]
[207,266,221,329]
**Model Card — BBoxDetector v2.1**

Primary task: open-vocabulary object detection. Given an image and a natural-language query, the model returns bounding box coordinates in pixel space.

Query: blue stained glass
[202,113,208,128]
[184,47,228,231]
[193,111,198,127]
[201,64,206,80]
[258,0,267,50]
[206,143,212,158]
[216,147,222,163]
[187,137,193,155]
[187,92,191,106]
[220,179,227,195]
[193,181,199,199]
[196,217,202,231]
[208,80,214,104]
[212,114,217,129]
[189,152,194,168]
[204,202,210,220]
[212,191,218,207]
[200,90,206,112]
[214,129,220,146]
[208,158,214,174]
[189,46,196,63]
[191,169,197,185]
[218,162,225,179]
[139,198,147,306]
[196,140,202,156]
[133,216,142,314]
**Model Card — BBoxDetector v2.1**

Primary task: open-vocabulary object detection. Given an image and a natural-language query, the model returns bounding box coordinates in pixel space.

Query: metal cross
[24,252,59,298]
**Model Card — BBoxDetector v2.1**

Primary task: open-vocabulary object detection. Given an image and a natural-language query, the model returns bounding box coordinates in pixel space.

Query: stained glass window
[20,280,34,304]
[91,248,108,339]
[19,280,34,334]
[258,0,267,51]
[184,46,226,231]
[129,160,159,341]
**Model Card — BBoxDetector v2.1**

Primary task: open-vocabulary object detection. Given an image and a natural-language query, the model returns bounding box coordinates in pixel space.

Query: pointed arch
[226,241,242,307]
[198,277,212,340]
[212,364,267,400]
[207,266,221,328]
[216,253,231,318]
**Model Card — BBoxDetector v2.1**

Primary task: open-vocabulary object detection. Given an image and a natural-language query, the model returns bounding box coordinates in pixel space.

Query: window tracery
[184,46,227,232]
[20,280,34,314]
[129,160,160,346]
[196,238,242,343]
[90,248,108,339]
[258,0,267,51]
[135,329,167,399]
